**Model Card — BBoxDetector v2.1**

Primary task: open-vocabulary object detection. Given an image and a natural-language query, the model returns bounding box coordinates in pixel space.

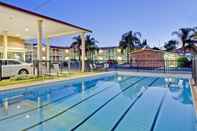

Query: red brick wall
[130,50,165,68]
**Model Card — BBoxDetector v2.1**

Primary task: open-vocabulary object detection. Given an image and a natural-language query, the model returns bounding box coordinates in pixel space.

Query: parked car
[0,59,33,78]
[107,60,118,64]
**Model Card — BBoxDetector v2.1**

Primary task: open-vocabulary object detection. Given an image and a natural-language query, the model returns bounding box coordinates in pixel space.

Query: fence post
[164,60,166,73]
[193,55,197,84]
[0,61,2,80]
[37,60,40,77]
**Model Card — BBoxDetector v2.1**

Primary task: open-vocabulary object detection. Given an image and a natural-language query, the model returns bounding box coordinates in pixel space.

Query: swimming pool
[0,72,195,131]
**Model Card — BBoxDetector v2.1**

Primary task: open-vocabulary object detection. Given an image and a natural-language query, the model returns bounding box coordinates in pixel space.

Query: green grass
[0,71,100,88]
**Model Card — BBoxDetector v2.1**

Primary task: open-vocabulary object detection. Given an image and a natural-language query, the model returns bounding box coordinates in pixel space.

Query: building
[25,43,77,62]
[0,36,26,61]
[129,49,181,68]
[94,46,127,63]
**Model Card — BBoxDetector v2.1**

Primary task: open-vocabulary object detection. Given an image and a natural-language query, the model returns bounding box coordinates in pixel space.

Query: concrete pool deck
[0,71,192,92]
[117,71,192,79]
[0,71,192,91]
[0,72,114,91]
[190,80,197,118]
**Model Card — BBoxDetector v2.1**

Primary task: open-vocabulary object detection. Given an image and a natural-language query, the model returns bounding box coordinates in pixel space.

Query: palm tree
[186,28,197,54]
[172,28,195,54]
[70,36,81,60]
[70,35,98,61]
[164,40,179,51]
[85,35,99,61]
[140,39,149,48]
[119,31,141,63]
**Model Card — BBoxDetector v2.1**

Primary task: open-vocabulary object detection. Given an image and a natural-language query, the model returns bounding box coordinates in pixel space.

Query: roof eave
[0,1,92,33]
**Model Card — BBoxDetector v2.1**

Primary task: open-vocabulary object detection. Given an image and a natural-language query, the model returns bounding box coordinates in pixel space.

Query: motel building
[25,44,75,63]
[94,47,127,63]
[0,2,91,72]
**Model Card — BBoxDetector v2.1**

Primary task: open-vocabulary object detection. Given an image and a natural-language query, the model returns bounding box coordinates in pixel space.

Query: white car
[1,59,33,78]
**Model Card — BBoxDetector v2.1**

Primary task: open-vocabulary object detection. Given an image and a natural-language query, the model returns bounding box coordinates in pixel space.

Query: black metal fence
[0,59,194,80]
[192,56,197,84]
[33,60,81,76]
[108,60,192,74]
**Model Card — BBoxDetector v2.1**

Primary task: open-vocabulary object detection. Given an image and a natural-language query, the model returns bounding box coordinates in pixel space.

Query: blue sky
[0,0,197,47]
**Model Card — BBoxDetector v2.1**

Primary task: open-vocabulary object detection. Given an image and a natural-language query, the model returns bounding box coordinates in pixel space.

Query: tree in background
[119,31,141,63]
[172,28,195,54]
[140,39,150,48]
[70,35,98,61]
[70,36,81,60]
[152,47,160,50]
[164,40,179,51]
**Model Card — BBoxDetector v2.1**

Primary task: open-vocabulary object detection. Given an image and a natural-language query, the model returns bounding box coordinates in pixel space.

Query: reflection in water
[3,97,8,113]
[168,79,192,104]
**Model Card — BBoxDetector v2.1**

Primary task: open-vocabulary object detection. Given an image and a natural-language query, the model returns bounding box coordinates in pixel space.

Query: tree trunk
[127,46,131,64]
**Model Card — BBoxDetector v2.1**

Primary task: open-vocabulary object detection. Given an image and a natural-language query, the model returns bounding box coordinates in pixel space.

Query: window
[8,52,24,62]
[1,60,7,65]
[7,60,21,65]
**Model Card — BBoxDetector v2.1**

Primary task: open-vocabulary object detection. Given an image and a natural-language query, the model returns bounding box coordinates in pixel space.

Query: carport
[0,2,91,72]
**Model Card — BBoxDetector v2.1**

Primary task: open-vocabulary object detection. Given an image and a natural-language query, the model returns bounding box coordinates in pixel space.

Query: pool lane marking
[22,77,143,131]
[0,76,132,122]
[70,77,154,131]
[150,91,167,131]
[110,78,160,131]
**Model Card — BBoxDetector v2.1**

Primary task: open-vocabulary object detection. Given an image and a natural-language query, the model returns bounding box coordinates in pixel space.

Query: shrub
[10,74,37,81]
[177,57,190,67]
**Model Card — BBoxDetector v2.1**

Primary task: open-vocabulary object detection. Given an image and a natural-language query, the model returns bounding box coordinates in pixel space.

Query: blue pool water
[0,73,195,131]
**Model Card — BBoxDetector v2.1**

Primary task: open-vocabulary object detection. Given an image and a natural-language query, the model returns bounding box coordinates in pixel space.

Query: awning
[0,2,91,39]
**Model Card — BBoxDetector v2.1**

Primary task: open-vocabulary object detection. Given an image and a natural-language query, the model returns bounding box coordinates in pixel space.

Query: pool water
[0,73,195,131]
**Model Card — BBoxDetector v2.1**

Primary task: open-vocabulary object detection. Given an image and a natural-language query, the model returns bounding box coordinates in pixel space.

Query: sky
[0,0,197,48]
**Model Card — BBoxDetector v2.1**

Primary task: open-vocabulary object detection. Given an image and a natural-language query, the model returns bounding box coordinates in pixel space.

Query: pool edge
[0,71,116,92]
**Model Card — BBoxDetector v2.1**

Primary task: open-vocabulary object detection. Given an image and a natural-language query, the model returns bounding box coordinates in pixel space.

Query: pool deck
[0,70,192,92]
[117,71,192,79]
[0,72,114,91]
[190,80,197,118]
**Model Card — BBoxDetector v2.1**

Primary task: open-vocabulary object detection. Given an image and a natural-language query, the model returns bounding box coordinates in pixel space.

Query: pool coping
[190,79,197,119]
[0,72,116,92]
[0,71,192,92]
[116,71,192,79]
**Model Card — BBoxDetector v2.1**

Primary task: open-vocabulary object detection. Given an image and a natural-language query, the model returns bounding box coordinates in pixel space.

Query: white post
[3,31,8,59]
[37,20,43,60]
[46,37,50,61]
[46,37,50,73]
[80,32,86,72]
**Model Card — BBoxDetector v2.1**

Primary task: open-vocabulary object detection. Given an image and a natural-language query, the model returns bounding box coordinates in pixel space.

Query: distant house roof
[130,48,179,55]
[99,46,119,49]
[50,45,70,49]
[33,43,70,49]
[130,49,165,54]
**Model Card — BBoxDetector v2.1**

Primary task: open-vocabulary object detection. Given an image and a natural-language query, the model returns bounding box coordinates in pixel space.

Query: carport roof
[0,2,91,39]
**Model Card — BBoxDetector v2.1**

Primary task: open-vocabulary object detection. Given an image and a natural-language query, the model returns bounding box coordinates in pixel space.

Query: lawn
[0,71,101,89]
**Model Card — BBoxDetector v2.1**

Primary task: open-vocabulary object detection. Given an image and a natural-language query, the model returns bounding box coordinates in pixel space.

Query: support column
[46,37,50,61]
[46,37,50,73]
[3,31,8,59]
[37,20,43,60]
[80,32,86,72]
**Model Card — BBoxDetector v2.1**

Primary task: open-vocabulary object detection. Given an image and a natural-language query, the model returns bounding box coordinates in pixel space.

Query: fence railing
[0,59,193,80]
[108,60,192,74]
[192,56,197,84]
[33,60,81,76]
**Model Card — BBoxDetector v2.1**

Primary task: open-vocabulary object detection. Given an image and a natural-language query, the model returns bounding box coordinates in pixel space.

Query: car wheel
[19,69,29,75]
